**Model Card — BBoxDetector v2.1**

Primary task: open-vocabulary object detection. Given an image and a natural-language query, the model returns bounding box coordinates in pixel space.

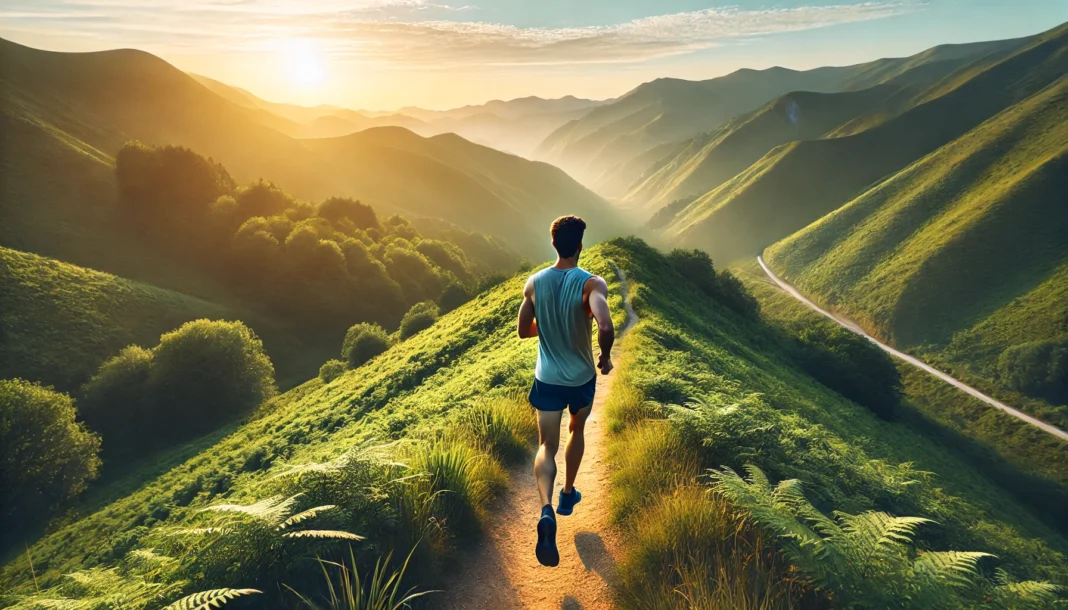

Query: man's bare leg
[562,405,591,494]
[535,409,563,507]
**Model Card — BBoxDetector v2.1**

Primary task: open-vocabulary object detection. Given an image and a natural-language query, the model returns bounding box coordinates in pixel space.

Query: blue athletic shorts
[528,376,596,415]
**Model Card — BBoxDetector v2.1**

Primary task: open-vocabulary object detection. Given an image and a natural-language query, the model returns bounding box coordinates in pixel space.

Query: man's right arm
[517,276,537,339]
[587,277,614,375]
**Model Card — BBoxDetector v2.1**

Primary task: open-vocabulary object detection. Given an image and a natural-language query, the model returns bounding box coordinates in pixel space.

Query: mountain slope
[765,75,1068,423]
[537,38,1023,196]
[661,23,1067,264]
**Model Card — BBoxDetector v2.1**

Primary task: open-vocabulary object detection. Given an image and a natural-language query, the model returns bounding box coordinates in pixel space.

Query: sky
[1,0,1066,110]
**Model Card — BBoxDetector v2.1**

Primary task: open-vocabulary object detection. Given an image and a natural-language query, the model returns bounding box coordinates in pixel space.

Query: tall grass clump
[459,393,537,465]
[287,547,436,610]
[405,441,504,540]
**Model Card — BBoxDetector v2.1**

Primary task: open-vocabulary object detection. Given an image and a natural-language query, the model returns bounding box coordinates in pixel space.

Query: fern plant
[711,464,1063,609]
[161,588,262,610]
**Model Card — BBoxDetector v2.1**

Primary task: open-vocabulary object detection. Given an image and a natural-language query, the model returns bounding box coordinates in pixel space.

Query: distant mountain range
[0,37,625,269]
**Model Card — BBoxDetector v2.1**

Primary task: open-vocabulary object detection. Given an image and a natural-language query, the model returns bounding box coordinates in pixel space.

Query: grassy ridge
[663,23,1066,265]
[0,246,319,392]
[593,239,1066,607]
[0,244,625,595]
[766,77,1068,425]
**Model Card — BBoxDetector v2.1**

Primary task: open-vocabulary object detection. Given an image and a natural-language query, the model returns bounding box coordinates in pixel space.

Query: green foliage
[317,198,379,230]
[0,379,101,545]
[79,346,155,455]
[438,282,472,314]
[666,249,759,319]
[398,302,439,340]
[713,464,1062,609]
[162,588,262,610]
[341,324,391,368]
[460,395,537,465]
[116,142,235,226]
[319,360,347,384]
[998,338,1068,405]
[287,547,435,610]
[791,322,902,419]
[406,442,503,539]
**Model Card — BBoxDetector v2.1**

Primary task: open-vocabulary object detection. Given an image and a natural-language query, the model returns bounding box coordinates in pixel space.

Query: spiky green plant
[161,588,262,610]
[459,393,537,464]
[711,464,1063,609]
[286,546,436,610]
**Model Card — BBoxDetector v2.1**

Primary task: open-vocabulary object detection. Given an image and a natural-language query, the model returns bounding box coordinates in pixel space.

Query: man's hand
[598,351,613,375]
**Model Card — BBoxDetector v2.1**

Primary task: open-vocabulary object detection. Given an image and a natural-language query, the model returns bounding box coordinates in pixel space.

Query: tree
[399,302,439,339]
[319,360,347,383]
[148,320,276,441]
[317,197,378,230]
[115,142,234,225]
[341,323,391,368]
[78,346,154,457]
[998,338,1068,404]
[439,282,472,313]
[792,323,901,419]
[668,248,717,296]
[0,379,101,543]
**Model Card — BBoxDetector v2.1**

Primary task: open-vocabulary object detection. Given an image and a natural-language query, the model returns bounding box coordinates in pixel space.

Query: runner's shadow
[561,596,582,609]
[574,531,618,585]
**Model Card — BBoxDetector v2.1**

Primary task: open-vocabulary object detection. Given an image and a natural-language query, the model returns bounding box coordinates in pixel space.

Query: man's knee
[540,439,560,456]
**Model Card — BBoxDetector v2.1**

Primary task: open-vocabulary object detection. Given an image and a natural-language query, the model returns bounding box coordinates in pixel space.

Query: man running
[517,215,614,567]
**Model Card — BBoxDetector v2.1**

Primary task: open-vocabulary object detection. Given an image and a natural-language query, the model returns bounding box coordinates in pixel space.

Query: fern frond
[742,464,772,493]
[913,551,993,588]
[166,527,233,536]
[282,529,365,541]
[279,505,338,529]
[162,588,261,610]
[994,580,1062,605]
[198,495,297,525]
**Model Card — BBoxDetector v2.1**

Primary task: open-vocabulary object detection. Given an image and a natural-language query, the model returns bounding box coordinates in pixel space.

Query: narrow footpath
[440,262,638,610]
[757,255,1068,443]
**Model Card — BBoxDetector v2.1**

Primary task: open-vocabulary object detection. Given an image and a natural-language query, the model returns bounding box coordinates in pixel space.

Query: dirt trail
[440,262,638,610]
[757,255,1068,442]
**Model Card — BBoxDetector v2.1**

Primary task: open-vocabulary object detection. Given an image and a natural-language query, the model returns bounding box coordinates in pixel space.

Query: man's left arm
[588,277,614,375]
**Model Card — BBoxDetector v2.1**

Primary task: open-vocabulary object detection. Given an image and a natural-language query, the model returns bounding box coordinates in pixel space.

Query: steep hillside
[537,38,1022,196]
[662,23,1067,264]
[765,75,1068,423]
[0,244,625,601]
[0,246,316,392]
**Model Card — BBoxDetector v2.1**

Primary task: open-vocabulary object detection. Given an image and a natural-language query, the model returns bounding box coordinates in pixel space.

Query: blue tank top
[532,266,596,387]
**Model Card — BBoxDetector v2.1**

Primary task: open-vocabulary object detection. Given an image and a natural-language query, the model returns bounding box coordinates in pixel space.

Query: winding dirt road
[439,262,638,610]
[757,255,1068,442]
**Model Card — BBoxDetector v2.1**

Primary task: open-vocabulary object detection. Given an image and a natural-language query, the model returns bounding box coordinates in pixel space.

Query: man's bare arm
[517,276,538,338]
[587,277,614,374]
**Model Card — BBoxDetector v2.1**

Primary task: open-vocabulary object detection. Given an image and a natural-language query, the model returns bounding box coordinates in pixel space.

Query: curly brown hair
[550,215,586,258]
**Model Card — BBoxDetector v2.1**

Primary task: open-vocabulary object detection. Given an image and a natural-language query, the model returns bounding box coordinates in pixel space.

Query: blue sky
[1,0,1065,109]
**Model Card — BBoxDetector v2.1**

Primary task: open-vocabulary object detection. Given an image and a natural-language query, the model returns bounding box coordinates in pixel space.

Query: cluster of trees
[319,303,443,383]
[998,337,1068,405]
[115,142,514,334]
[79,320,276,458]
[667,248,760,319]
[0,320,277,548]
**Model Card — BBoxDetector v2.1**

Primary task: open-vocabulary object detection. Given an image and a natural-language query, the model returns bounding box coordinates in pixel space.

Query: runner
[516,215,615,567]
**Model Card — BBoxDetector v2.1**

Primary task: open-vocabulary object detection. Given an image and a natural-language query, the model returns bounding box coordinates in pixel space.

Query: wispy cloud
[0,1,916,65]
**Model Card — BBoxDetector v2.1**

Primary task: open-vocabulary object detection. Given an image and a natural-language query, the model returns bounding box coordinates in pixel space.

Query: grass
[594,238,1066,608]
[0,243,624,607]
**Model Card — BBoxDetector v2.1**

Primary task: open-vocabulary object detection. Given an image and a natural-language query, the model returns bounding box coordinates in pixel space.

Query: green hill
[765,74,1068,425]
[660,23,1066,265]
[536,38,1022,197]
[1,38,622,264]
[0,246,316,392]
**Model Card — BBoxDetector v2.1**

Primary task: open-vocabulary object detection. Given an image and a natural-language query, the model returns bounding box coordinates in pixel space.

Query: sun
[279,39,327,88]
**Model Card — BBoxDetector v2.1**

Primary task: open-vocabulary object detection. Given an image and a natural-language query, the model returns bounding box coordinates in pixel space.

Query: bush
[341,323,391,368]
[78,346,154,456]
[438,282,471,313]
[399,302,439,339]
[998,338,1068,404]
[792,322,901,419]
[319,359,346,383]
[714,270,760,319]
[668,249,717,295]
[317,197,378,230]
[0,379,101,543]
[148,320,276,441]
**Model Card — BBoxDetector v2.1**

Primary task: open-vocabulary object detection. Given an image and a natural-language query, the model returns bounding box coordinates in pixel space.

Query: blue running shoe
[535,509,559,567]
[556,488,582,516]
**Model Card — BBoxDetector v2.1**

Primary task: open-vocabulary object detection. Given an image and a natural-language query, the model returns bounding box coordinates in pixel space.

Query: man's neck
[553,257,578,270]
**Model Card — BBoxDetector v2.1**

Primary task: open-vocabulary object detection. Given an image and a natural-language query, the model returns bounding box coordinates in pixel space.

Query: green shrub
[79,346,155,457]
[319,360,346,383]
[317,197,378,230]
[399,302,439,340]
[341,323,391,368]
[148,320,276,441]
[407,442,503,539]
[714,270,760,319]
[438,282,471,314]
[0,379,101,544]
[668,248,717,295]
[998,338,1068,404]
[792,322,902,419]
[461,395,537,464]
